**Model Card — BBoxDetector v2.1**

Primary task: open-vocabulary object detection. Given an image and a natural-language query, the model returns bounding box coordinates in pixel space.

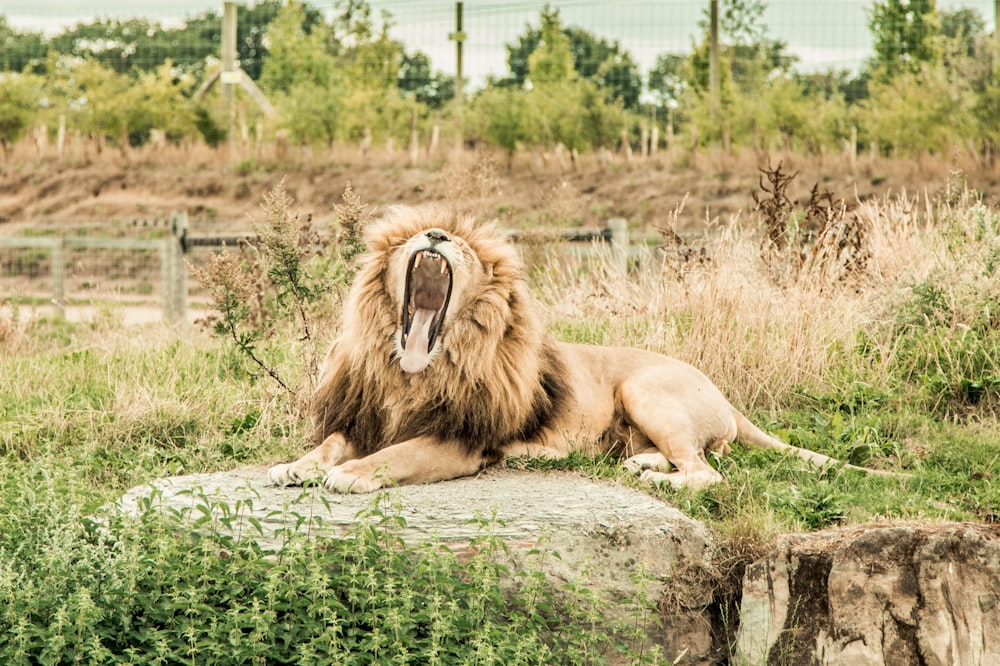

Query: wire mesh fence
[4,1,996,78]
[2,1,999,324]
[0,215,193,324]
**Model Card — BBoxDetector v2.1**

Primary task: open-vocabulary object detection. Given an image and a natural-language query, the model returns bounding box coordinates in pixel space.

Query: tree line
[0,0,997,163]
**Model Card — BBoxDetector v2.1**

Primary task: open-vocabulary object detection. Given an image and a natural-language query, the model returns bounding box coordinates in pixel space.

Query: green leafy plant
[192,181,370,398]
[0,488,664,665]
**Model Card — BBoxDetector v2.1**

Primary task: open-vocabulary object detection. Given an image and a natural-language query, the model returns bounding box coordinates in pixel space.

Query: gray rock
[735,523,1000,665]
[118,465,722,664]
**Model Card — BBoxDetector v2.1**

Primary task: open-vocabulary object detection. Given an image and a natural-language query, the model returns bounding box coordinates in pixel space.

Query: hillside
[3,144,997,237]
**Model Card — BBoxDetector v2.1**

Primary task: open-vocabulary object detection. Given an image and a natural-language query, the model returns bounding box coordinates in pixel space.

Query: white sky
[3,0,996,81]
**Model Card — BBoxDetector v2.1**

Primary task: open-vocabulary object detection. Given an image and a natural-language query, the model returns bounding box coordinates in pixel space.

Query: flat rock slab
[118,465,706,550]
[118,465,720,664]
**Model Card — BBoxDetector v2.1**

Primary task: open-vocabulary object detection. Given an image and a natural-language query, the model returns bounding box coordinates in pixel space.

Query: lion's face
[386,226,485,374]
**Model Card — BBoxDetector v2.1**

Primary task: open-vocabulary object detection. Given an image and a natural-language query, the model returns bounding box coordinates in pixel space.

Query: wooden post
[51,239,65,319]
[607,217,628,273]
[56,114,66,160]
[709,0,720,129]
[450,2,466,151]
[221,2,238,159]
[160,240,171,322]
[848,125,858,172]
[409,108,420,166]
[167,211,189,325]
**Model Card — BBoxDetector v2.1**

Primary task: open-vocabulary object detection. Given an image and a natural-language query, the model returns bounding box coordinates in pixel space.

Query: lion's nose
[425,229,450,243]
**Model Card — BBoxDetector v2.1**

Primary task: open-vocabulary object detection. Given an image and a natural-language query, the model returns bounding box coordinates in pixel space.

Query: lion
[268,205,903,493]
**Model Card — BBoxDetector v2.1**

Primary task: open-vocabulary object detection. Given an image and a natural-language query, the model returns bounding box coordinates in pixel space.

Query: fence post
[167,211,189,325]
[607,217,628,273]
[51,238,65,319]
[160,240,172,322]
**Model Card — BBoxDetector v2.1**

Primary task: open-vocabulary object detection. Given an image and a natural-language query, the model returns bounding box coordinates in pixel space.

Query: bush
[0,489,660,665]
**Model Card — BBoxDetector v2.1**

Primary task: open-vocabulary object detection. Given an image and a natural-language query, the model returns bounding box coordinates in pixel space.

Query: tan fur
[269,205,905,493]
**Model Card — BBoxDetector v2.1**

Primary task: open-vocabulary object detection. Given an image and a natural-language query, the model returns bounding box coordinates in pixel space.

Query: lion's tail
[732,411,910,480]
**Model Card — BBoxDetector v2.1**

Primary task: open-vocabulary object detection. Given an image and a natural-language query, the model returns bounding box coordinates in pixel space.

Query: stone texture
[118,466,722,664]
[734,523,1000,665]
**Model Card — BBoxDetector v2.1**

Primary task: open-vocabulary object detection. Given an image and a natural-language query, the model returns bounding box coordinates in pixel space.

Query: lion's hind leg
[622,448,671,475]
[268,433,357,487]
[618,377,727,491]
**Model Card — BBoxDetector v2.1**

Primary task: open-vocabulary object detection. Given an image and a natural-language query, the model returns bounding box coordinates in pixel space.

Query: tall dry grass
[536,176,990,415]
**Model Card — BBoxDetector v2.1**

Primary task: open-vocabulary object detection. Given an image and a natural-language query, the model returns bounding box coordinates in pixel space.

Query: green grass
[0,319,665,664]
[1,178,998,663]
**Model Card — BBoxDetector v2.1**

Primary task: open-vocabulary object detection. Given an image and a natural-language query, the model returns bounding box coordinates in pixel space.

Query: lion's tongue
[400,308,436,373]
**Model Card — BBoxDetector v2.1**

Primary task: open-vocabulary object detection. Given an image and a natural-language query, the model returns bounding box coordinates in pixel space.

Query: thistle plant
[193,181,371,399]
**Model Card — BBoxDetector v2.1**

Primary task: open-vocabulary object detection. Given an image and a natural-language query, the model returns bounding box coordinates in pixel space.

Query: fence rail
[0,214,631,325]
[0,212,189,323]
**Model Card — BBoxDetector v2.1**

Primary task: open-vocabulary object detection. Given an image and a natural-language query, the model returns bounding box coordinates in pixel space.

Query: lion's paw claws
[323,468,381,494]
[267,463,300,487]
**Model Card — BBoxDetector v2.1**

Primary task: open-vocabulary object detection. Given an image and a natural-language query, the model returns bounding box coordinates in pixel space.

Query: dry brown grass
[0,301,21,352]
[535,181,959,413]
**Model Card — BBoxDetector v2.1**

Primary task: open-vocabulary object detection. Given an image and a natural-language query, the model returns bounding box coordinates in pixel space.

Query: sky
[3,0,996,83]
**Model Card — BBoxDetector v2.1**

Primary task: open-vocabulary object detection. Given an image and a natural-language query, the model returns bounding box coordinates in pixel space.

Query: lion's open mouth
[399,248,453,373]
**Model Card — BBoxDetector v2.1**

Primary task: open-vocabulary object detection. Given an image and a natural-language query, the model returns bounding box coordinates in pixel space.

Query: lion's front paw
[268,461,325,487]
[267,462,300,486]
[323,466,383,494]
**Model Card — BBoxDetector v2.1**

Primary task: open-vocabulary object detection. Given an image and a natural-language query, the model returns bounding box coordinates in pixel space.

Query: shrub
[0,489,662,665]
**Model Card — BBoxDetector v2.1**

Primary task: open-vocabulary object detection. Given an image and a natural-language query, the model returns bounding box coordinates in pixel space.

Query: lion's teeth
[414,253,422,269]
[440,260,447,274]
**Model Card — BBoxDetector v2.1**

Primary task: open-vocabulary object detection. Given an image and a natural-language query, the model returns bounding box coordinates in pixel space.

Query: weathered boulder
[119,465,723,664]
[735,522,1000,665]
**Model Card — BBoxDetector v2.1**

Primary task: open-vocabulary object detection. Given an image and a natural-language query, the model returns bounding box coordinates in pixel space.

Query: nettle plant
[193,181,373,400]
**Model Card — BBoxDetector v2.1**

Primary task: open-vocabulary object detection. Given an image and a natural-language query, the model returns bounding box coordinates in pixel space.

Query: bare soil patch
[3,145,998,239]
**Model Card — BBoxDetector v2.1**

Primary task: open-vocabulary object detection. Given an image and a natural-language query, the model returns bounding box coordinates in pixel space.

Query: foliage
[858,62,977,155]
[0,16,46,73]
[260,0,344,146]
[470,8,622,156]
[0,0,997,158]
[0,71,43,150]
[192,181,368,398]
[0,487,661,665]
[885,180,1000,415]
[868,0,941,80]
[398,51,455,109]
[502,6,641,109]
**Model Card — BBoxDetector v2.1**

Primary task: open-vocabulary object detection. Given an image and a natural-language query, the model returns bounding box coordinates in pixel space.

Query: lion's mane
[311,206,570,461]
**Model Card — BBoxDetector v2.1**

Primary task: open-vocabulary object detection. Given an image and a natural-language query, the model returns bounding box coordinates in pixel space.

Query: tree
[466,86,528,168]
[398,52,454,109]
[0,17,47,73]
[687,0,796,94]
[526,8,576,85]
[647,53,687,108]
[122,62,199,145]
[0,72,43,153]
[260,1,336,95]
[259,1,343,146]
[859,64,976,155]
[41,55,133,146]
[503,6,642,108]
[868,0,940,80]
